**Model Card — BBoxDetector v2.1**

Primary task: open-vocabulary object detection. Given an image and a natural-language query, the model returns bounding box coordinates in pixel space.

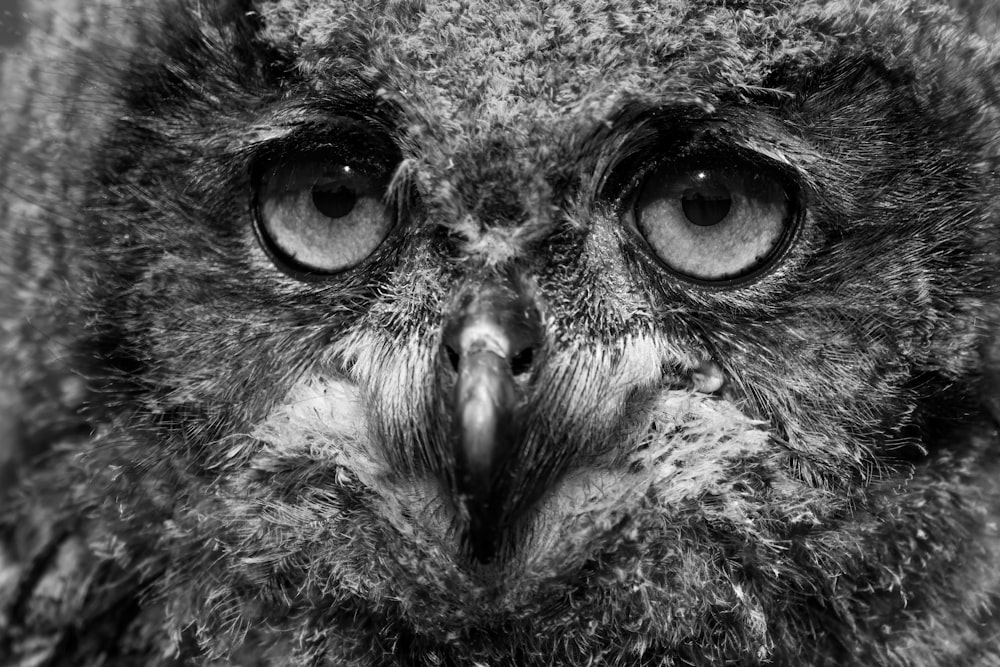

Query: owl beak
[454,328,517,508]
[442,280,540,559]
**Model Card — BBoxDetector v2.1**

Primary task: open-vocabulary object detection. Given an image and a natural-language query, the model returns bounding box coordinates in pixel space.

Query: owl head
[4,0,1000,665]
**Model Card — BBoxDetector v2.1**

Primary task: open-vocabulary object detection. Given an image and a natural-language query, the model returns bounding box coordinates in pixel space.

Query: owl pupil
[312,185,357,219]
[681,189,732,226]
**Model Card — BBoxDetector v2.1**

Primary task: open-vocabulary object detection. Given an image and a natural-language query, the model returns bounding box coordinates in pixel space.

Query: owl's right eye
[254,155,395,274]
[620,154,800,286]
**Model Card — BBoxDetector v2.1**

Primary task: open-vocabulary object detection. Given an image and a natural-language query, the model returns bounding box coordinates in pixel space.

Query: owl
[1,0,999,665]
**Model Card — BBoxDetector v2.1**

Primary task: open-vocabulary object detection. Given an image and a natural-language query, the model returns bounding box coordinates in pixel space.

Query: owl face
[74,0,1000,663]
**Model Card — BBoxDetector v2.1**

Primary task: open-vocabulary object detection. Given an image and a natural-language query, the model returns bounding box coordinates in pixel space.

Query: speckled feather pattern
[1,1,1000,666]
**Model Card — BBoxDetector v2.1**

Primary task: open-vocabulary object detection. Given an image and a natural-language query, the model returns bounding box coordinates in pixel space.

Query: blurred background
[0,0,26,49]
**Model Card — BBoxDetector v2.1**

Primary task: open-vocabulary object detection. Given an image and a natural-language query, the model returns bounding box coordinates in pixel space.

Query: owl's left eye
[254,156,395,274]
[625,159,798,284]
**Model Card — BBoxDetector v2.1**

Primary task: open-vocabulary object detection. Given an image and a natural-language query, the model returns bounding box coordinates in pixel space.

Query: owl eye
[629,160,797,284]
[255,156,395,274]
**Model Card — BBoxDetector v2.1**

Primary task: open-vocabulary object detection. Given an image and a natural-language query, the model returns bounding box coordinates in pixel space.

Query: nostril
[445,344,461,373]
[444,342,534,377]
[510,347,534,376]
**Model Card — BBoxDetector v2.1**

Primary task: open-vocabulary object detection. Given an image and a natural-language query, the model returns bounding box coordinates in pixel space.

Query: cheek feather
[533,391,776,542]
[248,375,382,486]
